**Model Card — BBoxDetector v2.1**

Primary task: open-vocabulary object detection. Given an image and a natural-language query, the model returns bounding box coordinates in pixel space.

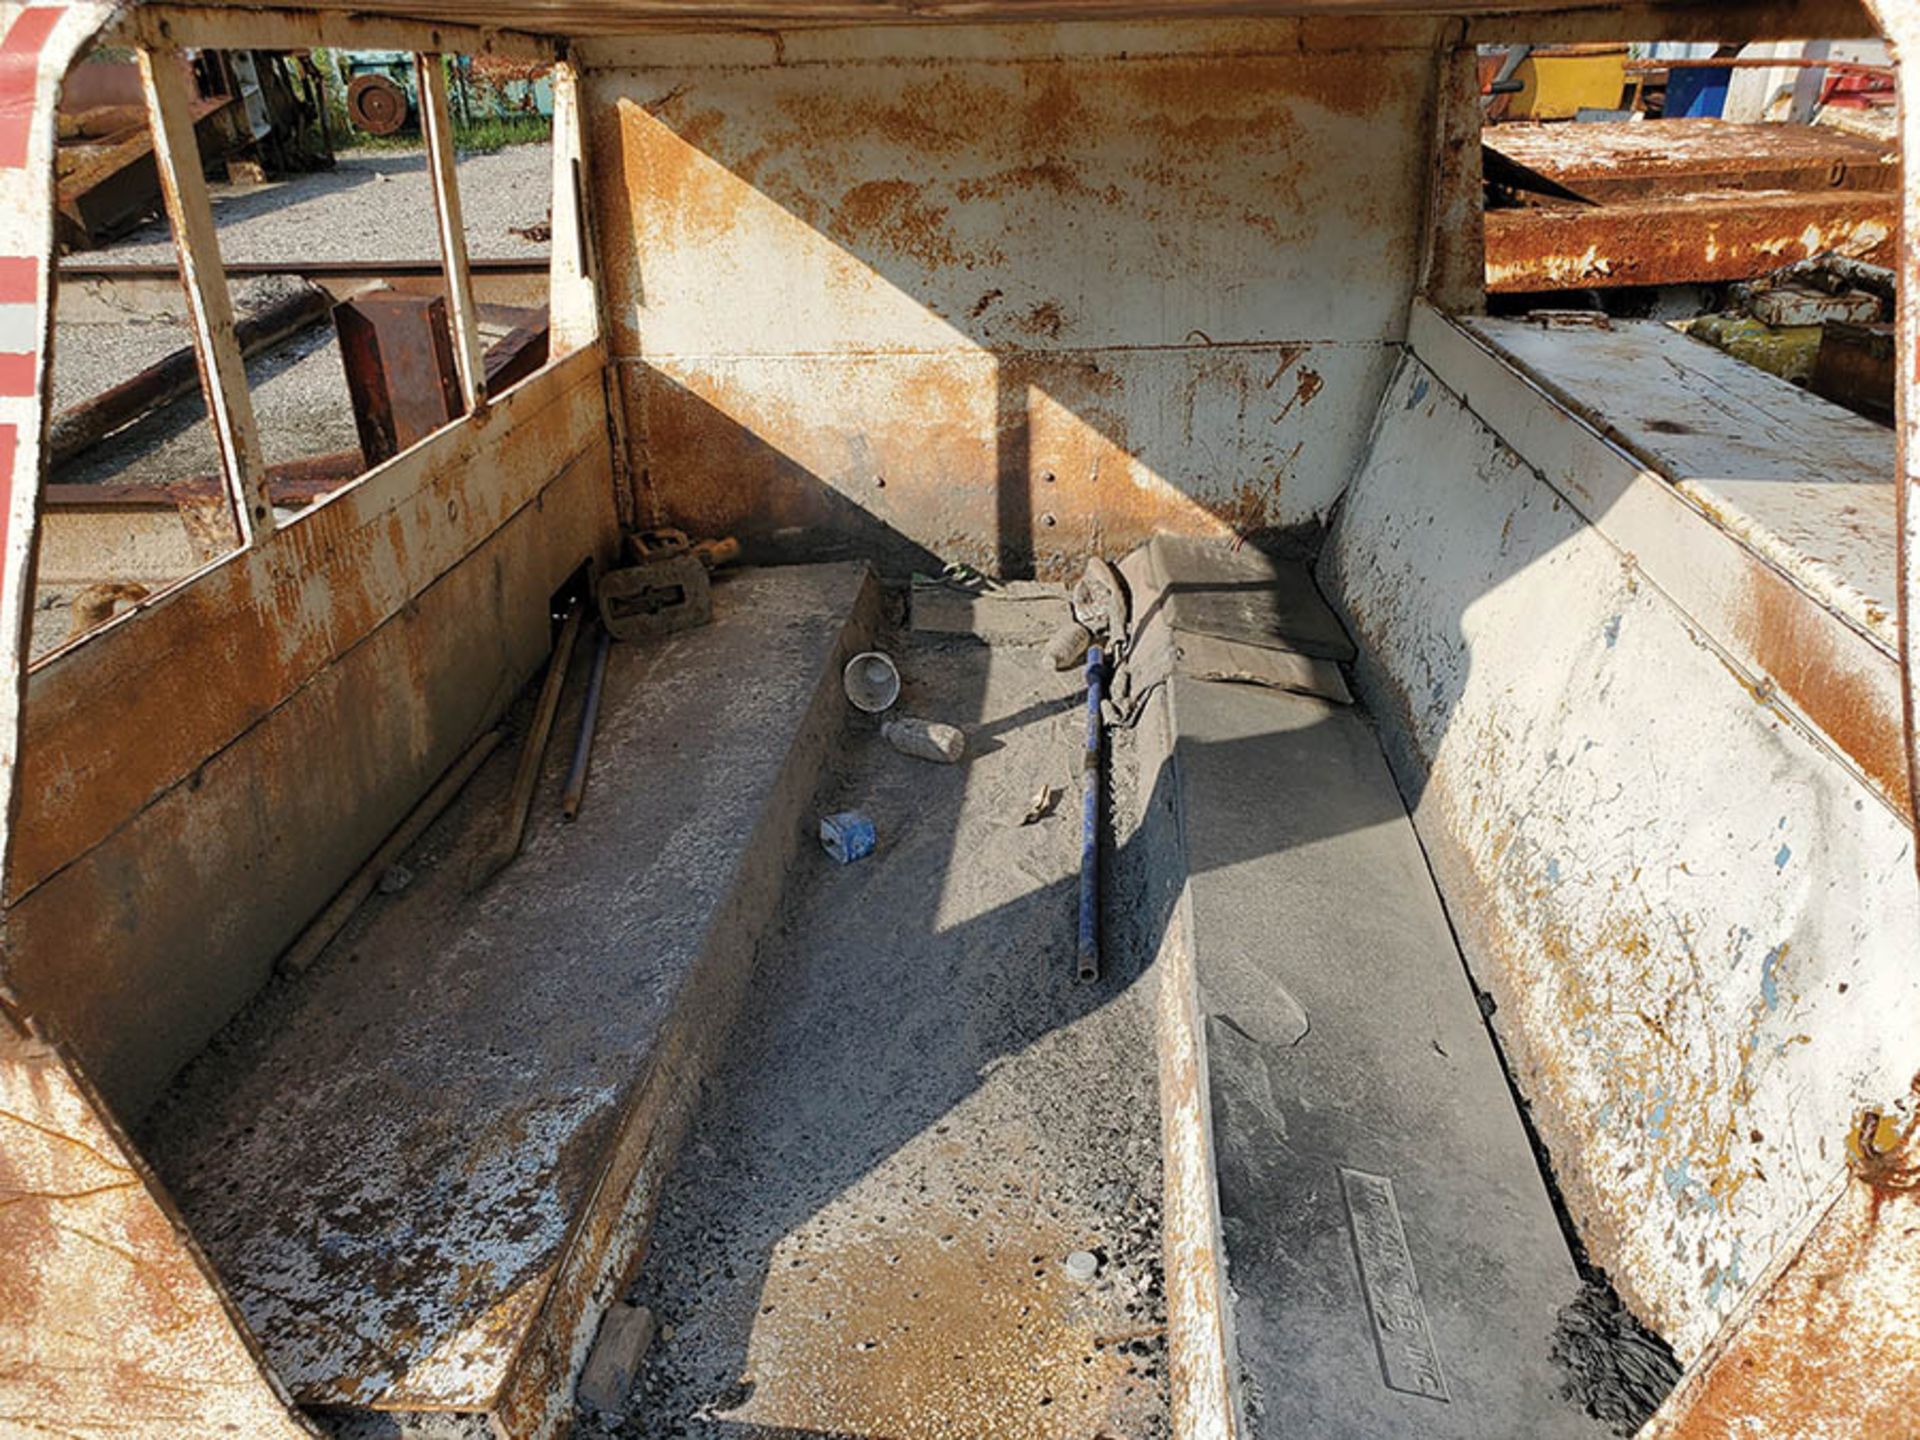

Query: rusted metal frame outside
[1465,0,1881,46]
[1409,301,1911,823]
[137,43,273,545]
[1414,30,1484,315]
[1481,121,1898,201]
[1483,190,1898,292]
[416,53,487,414]
[118,4,558,63]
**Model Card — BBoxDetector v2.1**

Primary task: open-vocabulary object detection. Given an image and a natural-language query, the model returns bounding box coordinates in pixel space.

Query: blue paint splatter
[1662,1159,1695,1203]
[1646,1087,1672,1140]
[1760,944,1786,1011]
[1774,843,1791,871]
[1545,857,1561,883]
[1603,614,1622,648]
[1706,1242,1747,1308]
[1406,375,1430,409]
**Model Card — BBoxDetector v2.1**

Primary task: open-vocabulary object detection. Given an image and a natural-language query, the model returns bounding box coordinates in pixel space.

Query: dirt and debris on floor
[1552,1279,1683,1437]
[587,584,1168,1439]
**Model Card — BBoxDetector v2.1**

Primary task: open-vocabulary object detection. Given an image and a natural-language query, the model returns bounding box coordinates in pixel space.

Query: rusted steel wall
[0,1022,315,1437]
[1643,1101,1920,1437]
[1322,352,1920,1365]
[580,19,1442,578]
[5,345,618,1119]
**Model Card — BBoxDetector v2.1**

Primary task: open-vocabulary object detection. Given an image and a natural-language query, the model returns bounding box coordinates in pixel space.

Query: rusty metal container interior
[1,0,1917,1437]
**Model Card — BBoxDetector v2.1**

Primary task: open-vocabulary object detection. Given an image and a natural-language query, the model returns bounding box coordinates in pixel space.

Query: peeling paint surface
[587,19,1433,576]
[1644,1104,1920,1438]
[0,1027,312,1436]
[1471,316,1899,658]
[1324,354,1920,1364]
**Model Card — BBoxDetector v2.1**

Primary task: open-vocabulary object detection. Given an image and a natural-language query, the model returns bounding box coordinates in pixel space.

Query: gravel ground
[105,144,553,265]
[47,142,554,482]
[589,602,1170,1440]
[50,318,361,487]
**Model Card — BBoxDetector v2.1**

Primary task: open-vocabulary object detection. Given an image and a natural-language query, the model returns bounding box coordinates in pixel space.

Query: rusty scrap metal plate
[597,553,712,640]
[334,291,464,466]
[1485,189,1898,292]
[1483,118,1896,201]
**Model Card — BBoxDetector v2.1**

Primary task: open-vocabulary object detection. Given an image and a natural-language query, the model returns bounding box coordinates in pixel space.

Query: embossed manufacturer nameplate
[1341,1167,1450,1401]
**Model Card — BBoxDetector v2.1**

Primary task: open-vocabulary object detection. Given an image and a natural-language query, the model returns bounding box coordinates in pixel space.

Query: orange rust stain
[1110,50,1396,127]
[828,179,962,270]
[1013,300,1069,340]
[1648,1105,1920,1438]
[953,160,1125,208]
[1736,570,1910,813]
[775,71,1007,156]
[1018,65,1094,154]
[724,1213,1158,1440]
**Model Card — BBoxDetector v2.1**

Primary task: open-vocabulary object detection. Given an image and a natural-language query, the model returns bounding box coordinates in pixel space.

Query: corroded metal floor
[139,563,877,1423]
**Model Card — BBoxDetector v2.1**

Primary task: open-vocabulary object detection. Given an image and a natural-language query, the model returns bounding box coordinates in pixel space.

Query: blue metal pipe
[1078,644,1103,981]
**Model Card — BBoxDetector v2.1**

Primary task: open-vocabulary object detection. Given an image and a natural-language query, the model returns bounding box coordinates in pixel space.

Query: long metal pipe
[562,623,611,821]
[1078,644,1103,982]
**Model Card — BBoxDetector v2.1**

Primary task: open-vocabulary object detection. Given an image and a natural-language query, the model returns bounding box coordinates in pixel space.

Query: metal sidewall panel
[7,349,619,1119]
[1322,353,1920,1363]
[584,19,1438,577]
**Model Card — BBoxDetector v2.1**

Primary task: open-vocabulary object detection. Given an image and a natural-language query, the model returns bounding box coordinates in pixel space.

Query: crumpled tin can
[819,810,877,864]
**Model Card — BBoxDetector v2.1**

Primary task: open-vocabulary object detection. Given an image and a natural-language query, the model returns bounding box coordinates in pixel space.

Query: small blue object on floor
[819,810,877,864]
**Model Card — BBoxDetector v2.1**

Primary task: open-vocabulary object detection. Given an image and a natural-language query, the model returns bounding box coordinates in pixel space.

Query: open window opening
[1468,35,1898,425]
[35,35,568,667]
